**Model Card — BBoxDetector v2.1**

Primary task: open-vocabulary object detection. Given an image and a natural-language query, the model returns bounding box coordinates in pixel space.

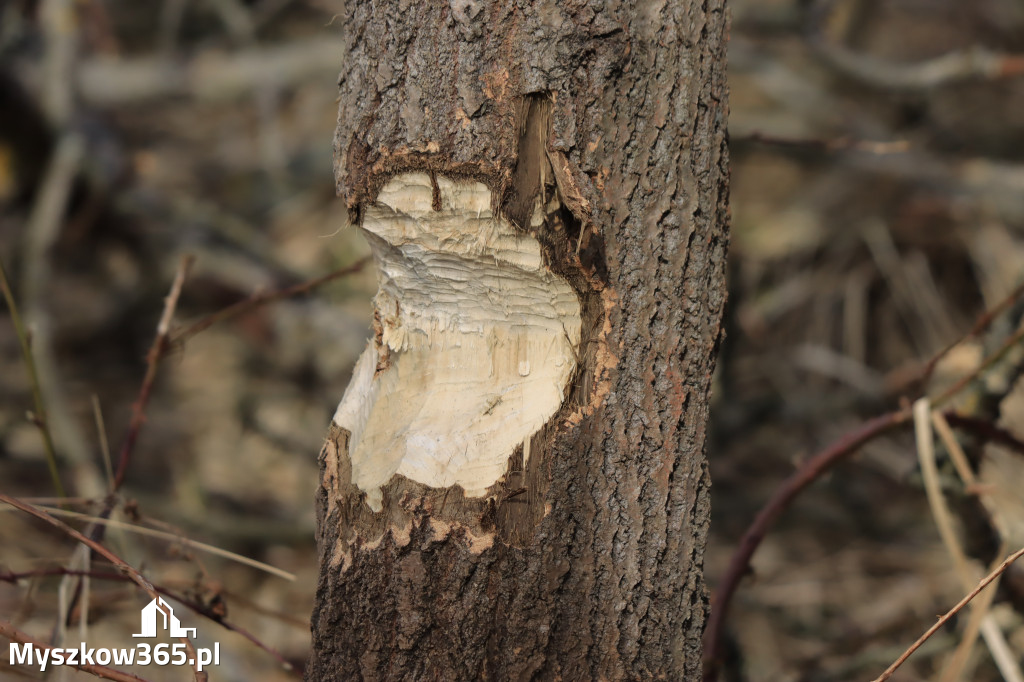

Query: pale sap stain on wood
[333,172,582,511]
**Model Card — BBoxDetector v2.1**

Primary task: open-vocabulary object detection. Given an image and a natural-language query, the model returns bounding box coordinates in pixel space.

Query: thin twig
[914,400,1018,682]
[169,255,371,345]
[871,545,1024,682]
[0,493,203,681]
[920,278,1024,390]
[112,254,193,491]
[0,619,151,682]
[931,409,1024,682]
[0,505,296,580]
[77,254,194,600]
[0,257,66,498]
[1,567,294,671]
[942,550,1019,682]
[932,321,1024,408]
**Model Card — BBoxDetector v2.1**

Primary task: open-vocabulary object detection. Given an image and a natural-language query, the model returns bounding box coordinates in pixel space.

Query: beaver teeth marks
[333,172,582,512]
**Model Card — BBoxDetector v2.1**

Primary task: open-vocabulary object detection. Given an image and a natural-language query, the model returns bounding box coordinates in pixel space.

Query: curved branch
[702,410,908,681]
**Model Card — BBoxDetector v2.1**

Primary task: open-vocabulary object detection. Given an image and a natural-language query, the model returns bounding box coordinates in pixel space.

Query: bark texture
[309,0,729,679]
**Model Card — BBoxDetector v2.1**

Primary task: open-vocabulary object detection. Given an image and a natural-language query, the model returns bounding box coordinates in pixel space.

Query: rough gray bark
[309,1,729,679]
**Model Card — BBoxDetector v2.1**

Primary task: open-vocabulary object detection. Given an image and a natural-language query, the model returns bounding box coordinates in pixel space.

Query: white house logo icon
[133,597,196,638]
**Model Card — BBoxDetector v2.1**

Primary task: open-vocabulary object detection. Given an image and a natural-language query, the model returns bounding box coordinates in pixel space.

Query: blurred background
[1,0,1024,680]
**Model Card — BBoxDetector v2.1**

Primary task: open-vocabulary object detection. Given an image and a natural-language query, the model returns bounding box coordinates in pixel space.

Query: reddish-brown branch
[1,495,156,603]
[920,278,1024,391]
[0,567,294,671]
[932,321,1024,408]
[0,493,203,681]
[112,254,194,491]
[943,412,1024,458]
[702,410,909,682]
[169,255,372,345]
[0,620,151,682]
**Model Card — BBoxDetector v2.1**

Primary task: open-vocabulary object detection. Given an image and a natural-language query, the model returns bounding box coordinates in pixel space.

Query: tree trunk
[308,1,729,679]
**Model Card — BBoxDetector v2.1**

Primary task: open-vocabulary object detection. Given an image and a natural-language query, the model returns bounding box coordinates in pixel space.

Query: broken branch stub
[333,172,582,512]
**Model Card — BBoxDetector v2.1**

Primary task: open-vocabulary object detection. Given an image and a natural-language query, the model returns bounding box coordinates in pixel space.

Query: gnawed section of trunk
[333,172,581,512]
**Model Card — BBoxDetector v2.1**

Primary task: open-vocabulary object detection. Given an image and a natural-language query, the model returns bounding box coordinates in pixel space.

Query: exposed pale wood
[334,172,581,511]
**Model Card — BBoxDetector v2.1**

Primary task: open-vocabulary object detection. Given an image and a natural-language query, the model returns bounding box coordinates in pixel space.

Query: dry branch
[0,493,203,680]
[112,254,193,491]
[10,505,296,580]
[871,545,1024,682]
[170,255,370,345]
